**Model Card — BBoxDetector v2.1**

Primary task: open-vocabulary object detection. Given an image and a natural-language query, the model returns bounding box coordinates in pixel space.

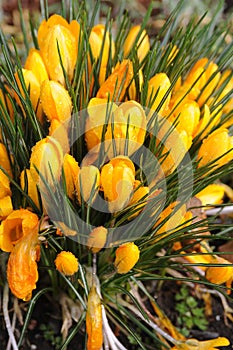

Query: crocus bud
[38,14,79,85]
[30,136,64,186]
[157,118,192,176]
[128,68,144,100]
[76,165,100,205]
[193,104,210,139]
[0,169,11,199]
[104,100,147,157]
[152,202,191,240]
[123,25,150,63]
[0,208,39,252]
[196,184,225,207]
[20,169,40,209]
[24,48,49,85]
[0,196,13,219]
[114,242,140,274]
[63,154,80,199]
[170,100,200,137]
[186,58,220,106]
[0,142,12,177]
[54,251,79,276]
[89,24,115,85]
[96,59,134,101]
[49,119,70,154]
[86,285,103,350]
[197,128,233,169]
[100,156,135,213]
[7,227,40,301]
[205,256,233,293]
[127,180,149,219]
[85,97,118,151]
[87,226,108,253]
[147,73,171,116]
[14,69,43,122]
[40,79,72,124]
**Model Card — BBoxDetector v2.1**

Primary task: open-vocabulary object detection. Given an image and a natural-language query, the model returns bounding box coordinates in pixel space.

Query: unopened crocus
[100,156,135,213]
[0,196,13,219]
[0,169,11,199]
[197,128,233,169]
[40,79,72,125]
[96,59,134,101]
[0,88,14,122]
[186,58,220,106]
[104,100,147,157]
[14,68,43,122]
[38,14,79,85]
[156,118,192,176]
[24,48,49,85]
[49,119,70,154]
[128,68,144,100]
[76,165,100,205]
[86,285,103,350]
[0,208,39,252]
[7,226,40,301]
[87,226,108,253]
[127,180,149,219]
[0,142,12,177]
[170,100,200,137]
[153,202,191,240]
[63,154,80,199]
[30,136,64,186]
[196,184,225,207]
[205,256,233,293]
[85,97,118,151]
[20,169,40,209]
[123,25,150,63]
[89,24,115,85]
[171,337,230,350]
[114,242,140,274]
[147,73,171,116]
[192,104,210,139]
[54,251,79,276]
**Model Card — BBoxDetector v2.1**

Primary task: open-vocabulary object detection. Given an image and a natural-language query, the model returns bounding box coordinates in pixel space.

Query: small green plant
[175,285,208,337]
[39,324,63,350]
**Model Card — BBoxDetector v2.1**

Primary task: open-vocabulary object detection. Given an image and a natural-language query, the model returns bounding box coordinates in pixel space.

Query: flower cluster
[0,3,233,349]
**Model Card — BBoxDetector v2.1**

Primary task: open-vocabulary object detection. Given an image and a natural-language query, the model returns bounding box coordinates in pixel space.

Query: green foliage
[39,323,63,350]
[175,285,208,336]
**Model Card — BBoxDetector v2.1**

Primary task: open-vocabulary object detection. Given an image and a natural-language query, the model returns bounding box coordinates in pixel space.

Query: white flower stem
[205,205,233,216]
[3,284,18,350]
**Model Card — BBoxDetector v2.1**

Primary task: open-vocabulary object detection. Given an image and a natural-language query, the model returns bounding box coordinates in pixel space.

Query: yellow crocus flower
[54,251,79,276]
[147,72,171,116]
[24,48,49,85]
[14,68,43,123]
[38,14,79,85]
[76,165,100,205]
[30,136,64,186]
[104,100,147,157]
[89,24,115,85]
[87,226,108,253]
[63,154,80,199]
[96,59,134,101]
[100,156,135,213]
[7,225,40,301]
[197,128,233,169]
[0,208,39,252]
[114,242,140,274]
[40,79,72,125]
[123,25,150,63]
[86,285,103,350]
